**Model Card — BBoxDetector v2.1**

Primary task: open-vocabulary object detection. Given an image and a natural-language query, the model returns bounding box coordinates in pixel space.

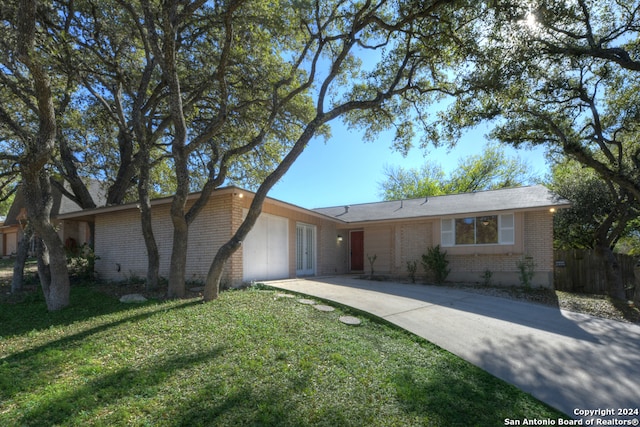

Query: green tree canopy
[1,0,511,303]
[379,143,537,200]
[547,159,640,252]
[432,0,640,199]
[427,0,640,299]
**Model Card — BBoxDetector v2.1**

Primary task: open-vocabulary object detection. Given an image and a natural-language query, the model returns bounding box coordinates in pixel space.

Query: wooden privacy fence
[554,249,637,295]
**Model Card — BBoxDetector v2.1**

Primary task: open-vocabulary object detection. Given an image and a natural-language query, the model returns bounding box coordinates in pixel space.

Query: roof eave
[328,202,571,226]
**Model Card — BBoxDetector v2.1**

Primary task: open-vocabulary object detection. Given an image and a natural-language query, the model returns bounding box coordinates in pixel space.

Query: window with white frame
[441,214,514,246]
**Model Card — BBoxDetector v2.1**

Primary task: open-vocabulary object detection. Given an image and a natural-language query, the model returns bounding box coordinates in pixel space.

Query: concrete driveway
[267,276,640,421]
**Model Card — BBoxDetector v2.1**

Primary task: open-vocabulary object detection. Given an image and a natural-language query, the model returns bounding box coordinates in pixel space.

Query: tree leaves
[379,142,536,200]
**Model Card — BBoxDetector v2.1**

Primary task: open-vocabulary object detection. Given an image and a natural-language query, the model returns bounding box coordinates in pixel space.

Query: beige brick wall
[95,208,150,282]
[396,221,433,272]
[2,229,18,256]
[94,190,342,285]
[95,194,236,284]
[347,209,555,287]
[523,210,555,286]
[93,190,556,288]
[363,225,393,274]
[445,210,555,287]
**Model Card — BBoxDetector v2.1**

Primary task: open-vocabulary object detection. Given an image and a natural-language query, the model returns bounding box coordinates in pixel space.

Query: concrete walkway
[267,276,640,420]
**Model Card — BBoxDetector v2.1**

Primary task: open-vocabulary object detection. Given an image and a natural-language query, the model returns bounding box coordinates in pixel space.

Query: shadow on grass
[14,346,226,427]
[173,382,362,427]
[0,285,198,338]
[0,287,201,404]
[391,362,565,425]
[170,356,564,427]
[610,297,640,323]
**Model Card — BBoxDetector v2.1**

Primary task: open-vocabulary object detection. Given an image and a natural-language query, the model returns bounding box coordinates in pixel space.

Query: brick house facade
[55,185,568,288]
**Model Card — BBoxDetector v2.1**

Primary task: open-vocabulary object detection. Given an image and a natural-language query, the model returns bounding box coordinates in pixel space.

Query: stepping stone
[276,293,295,299]
[339,316,361,325]
[313,304,335,312]
[297,298,316,305]
[120,293,147,303]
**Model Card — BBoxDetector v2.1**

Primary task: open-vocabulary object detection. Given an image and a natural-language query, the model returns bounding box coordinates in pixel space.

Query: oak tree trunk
[203,237,241,301]
[11,228,32,293]
[23,171,71,311]
[595,244,626,301]
[15,0,70,311]
[137,146,160,291]
[166,150,190,298]
[167,214,188,298]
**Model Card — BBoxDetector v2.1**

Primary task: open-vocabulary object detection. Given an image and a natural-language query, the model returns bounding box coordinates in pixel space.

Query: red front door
[350,231,364,271]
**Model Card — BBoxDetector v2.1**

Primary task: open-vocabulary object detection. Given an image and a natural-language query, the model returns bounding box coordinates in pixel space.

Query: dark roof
[3,180,107,226]
[312,185,569,223]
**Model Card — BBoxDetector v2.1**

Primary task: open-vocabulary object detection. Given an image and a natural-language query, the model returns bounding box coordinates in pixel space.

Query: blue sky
[268,120,550,209]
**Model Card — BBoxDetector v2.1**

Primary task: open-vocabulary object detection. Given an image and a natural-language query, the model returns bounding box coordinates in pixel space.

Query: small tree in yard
[406,260,418,284]
[422,245,451,284]
[367,254,377,279]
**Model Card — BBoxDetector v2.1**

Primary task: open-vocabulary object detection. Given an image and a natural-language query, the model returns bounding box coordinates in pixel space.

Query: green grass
[0,285,566,426]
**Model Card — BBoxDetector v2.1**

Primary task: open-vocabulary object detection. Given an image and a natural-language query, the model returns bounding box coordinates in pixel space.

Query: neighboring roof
[312,185,570,223]
[4,180,107,226]
[55,180,107,215]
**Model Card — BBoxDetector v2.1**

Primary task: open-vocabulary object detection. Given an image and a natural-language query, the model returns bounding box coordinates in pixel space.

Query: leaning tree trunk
[11,227,32,293]
[595,244,626,301]
[203,119,323,301]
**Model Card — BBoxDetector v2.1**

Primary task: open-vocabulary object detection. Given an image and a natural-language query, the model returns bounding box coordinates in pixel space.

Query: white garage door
[243,212,289,281]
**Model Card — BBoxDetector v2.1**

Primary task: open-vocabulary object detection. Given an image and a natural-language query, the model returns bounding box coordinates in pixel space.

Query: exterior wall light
[337,235,343,242]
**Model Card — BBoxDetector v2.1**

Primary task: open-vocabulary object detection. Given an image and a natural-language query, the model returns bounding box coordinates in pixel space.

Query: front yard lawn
[0,285,565,426]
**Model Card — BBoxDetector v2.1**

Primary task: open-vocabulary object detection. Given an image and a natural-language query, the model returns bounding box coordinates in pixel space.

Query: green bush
[66,244,99,283]
[421,245,451,283]
[481,269,493,286]
[516,256,536,289]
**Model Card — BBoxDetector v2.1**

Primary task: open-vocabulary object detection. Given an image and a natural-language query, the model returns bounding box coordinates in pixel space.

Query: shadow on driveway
[267,276,640,418]
[294,276,601,343]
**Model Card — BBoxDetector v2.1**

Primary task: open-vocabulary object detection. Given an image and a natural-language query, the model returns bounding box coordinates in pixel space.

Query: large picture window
[441,214,514,246]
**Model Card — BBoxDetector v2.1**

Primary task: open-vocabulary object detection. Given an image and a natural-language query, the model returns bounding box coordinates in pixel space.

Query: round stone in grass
[297,298,316,305]
[119,294,147,303]
[339,316,361,325]
[276,293,295,299]
[313,304,335,312]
